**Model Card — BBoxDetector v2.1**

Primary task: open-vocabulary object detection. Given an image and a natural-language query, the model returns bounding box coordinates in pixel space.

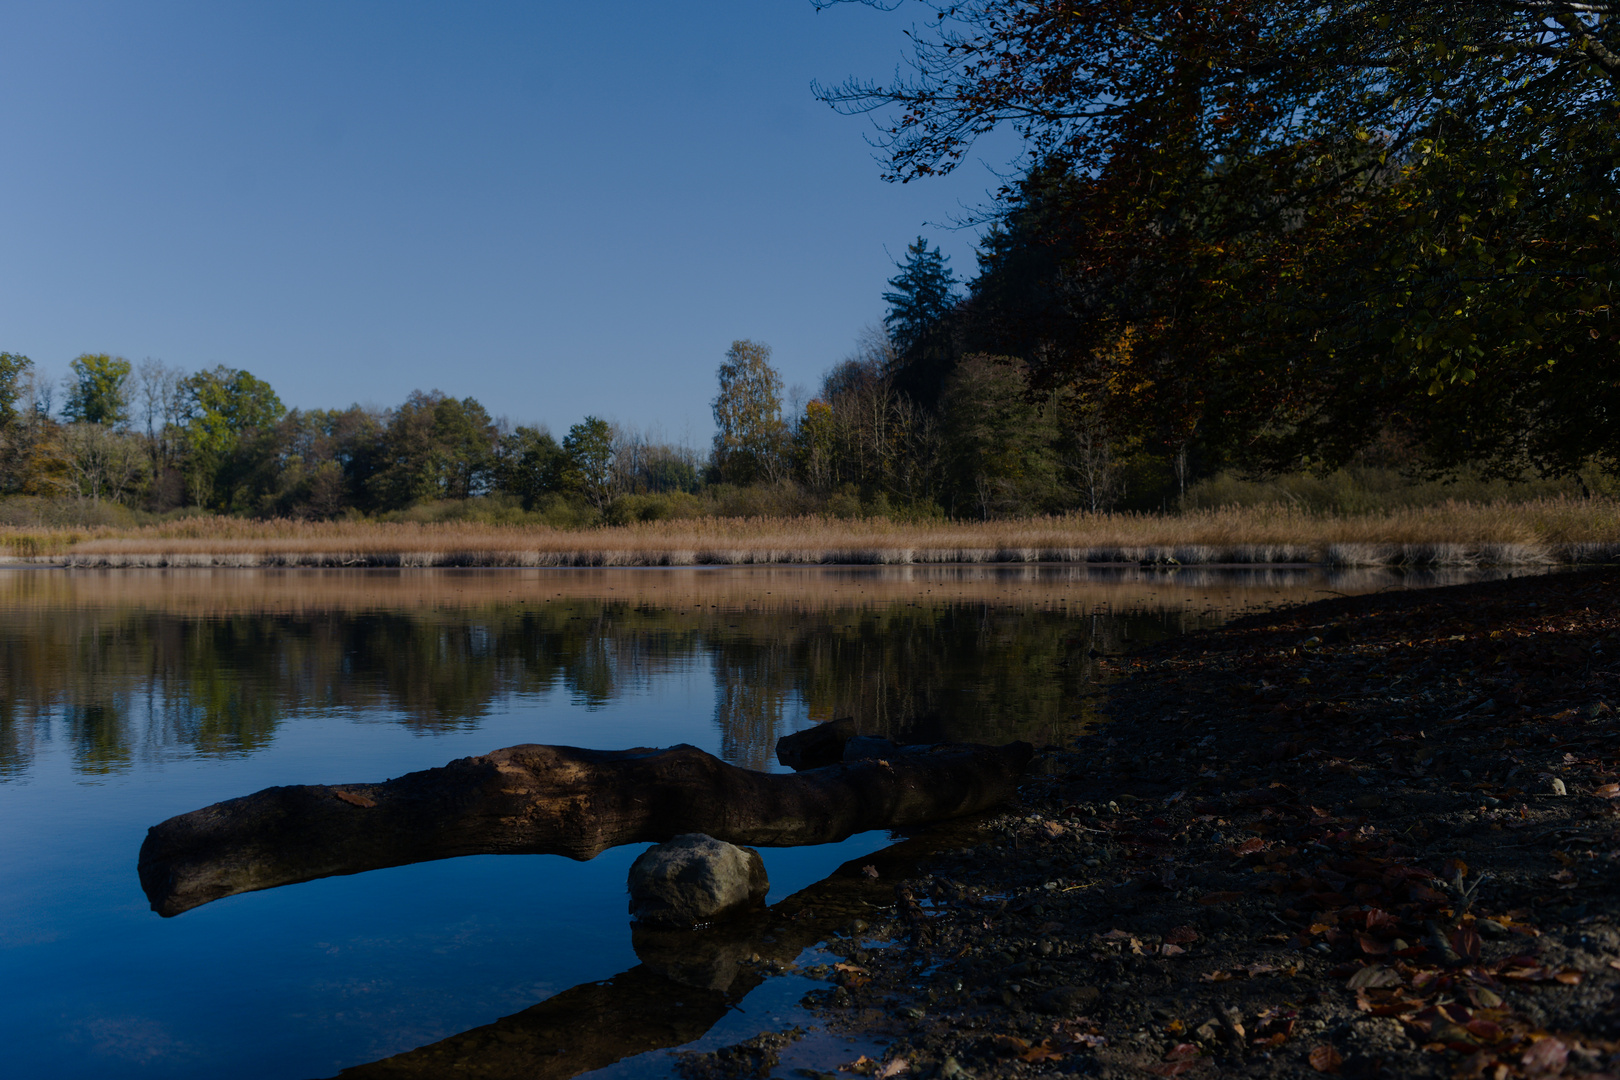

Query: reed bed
[0,564,1416,619]
[0,497,1616,568]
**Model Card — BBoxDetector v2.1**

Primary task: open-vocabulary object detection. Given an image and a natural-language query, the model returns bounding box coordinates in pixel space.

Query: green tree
[711,340,787,484]
[561,416,616,511]
[183,366,285,457]
[63,354,132,427]
[883,237,958,355]
[180,366,285,507]
[369,391,498,509]
[0,353,30,428]
[940,355,1062,518]
[0,353,46,495]
[497,425,566,509]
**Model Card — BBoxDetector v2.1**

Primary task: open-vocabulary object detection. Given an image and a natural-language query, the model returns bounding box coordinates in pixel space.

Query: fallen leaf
[1040,821,1066,840]
[1521,1037,1569,1077]
[862,865,880,880]
[1595,783,1620,799]
[1231,838,1266,856]
[1019,1041,1064,1064]
[1202,970,1233,982]
[1358,933,1390,955]
[989,1035,1029,1056]
[333,790,376,808]
[1451,927,1483,962]
[1309,1044,1343,1073]
[879,1058,910,1078]
[1364,908,1398,932]
[1346,965,1402,989]
[1165,926,1200,945]
[840,1056,877,1074]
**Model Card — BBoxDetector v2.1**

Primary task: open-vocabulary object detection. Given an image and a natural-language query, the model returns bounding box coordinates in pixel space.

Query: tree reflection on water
[0,564,1441,778]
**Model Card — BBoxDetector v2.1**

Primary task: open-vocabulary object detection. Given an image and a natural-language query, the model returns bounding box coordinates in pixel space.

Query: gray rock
[628,833,769,927]
[1036,984,1100,1014]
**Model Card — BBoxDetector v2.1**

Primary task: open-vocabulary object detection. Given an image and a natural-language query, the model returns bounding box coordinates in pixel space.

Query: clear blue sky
[0,1,1008,443]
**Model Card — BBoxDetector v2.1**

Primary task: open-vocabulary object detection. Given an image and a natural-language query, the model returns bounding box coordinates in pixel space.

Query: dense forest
[2,1,1615,526]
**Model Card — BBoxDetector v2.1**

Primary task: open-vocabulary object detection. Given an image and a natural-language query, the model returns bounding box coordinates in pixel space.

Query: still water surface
[0,565,1497,1078]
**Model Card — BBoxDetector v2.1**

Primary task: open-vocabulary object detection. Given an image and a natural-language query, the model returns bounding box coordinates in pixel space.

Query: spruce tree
[882,237,958,356]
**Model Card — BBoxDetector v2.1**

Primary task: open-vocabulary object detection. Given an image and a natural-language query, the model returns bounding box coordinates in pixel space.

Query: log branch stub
[776,717,857,770]
[138,740,1032,917]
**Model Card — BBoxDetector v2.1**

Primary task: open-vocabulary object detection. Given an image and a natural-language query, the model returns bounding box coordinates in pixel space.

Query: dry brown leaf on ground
[1018,1040,1066,1063]
[1308,1044,1344,1073]
[1520,1036,1569,1077]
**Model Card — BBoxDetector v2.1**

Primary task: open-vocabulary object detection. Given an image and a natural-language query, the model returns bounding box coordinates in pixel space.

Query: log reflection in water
[334,826,953,1079]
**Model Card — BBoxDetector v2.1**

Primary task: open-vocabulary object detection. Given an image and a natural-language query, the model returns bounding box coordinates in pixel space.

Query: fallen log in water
[137,740,1033,917]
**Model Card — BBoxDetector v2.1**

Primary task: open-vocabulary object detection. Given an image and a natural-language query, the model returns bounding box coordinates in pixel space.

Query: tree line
[0,352,711,522]
[0,320,1100,523]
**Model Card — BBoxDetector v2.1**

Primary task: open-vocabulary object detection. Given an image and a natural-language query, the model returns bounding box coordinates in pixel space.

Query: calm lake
[0,565,1501,1079]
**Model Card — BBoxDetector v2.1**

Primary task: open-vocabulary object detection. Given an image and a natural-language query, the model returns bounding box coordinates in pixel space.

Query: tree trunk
[138,740,1033,917]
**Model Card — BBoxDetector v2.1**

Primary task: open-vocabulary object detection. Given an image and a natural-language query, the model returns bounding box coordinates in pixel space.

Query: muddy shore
[688,568,1620,1080]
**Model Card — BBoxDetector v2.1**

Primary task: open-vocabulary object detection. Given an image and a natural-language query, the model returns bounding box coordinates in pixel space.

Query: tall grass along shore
[1,497,1617,569]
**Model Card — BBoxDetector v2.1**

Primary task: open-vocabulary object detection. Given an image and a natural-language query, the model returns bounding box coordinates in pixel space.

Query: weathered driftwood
[138,740,1032,917]
[775,716,857,769]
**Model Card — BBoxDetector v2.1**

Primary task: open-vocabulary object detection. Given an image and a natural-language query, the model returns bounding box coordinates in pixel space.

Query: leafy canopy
[817,1,1620,474]
[64,354,133,427]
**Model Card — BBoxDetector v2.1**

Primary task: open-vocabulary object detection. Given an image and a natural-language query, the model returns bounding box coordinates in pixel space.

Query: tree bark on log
[138,740,1033,917]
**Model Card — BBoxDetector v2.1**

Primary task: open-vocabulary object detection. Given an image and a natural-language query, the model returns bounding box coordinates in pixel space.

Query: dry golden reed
[1,497,1617,568]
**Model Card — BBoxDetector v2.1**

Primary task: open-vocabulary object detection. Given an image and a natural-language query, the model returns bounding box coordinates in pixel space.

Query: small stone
[627,834,769,927]
[1476,919,1509,940]
[1036,985,1100,1014]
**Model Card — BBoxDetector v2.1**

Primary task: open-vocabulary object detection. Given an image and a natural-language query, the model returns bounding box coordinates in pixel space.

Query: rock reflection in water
[334,824,955,1080]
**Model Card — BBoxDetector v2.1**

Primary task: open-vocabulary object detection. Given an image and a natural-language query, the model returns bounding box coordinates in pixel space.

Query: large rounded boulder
[627,833,769,927]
